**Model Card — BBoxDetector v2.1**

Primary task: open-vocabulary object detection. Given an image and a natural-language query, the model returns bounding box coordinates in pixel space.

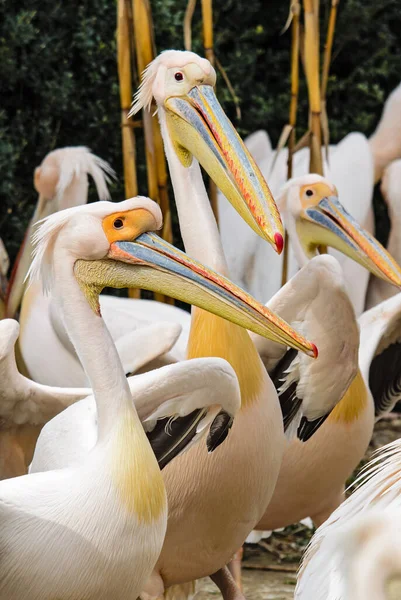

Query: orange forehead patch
[102,208,158,244]
[300,182,338,210]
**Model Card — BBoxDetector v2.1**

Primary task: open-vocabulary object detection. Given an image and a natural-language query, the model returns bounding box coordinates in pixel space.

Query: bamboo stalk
[132,0,158,199]
[282,0,301,287]
[303,0,323,176]
[321,0,339,157]
[184,0,198,51]
[201,0,219,223]
[201,0,214,64]
[117,0,140,299]
[132,0,173,303]
[118,0,138,200]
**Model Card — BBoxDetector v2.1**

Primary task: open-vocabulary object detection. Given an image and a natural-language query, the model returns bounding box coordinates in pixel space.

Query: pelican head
[280,174,401,289]
[130,50,284,254]
[6,147,115,319]
[29,198,316,357]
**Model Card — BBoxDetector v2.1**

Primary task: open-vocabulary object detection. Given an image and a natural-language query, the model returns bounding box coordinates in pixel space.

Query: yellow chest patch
[110,410,166,523]
[187,308,264,408]
[328,370,368,424]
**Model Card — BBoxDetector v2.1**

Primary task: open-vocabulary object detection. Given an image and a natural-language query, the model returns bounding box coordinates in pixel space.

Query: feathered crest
[129,49,212,117]
[26,196,159,294]
[129,58,160,116]
[51,146,116,203]
[27,203,96,294]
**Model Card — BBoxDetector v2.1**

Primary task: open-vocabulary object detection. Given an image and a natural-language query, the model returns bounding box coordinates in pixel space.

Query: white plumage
[296,440,401,600]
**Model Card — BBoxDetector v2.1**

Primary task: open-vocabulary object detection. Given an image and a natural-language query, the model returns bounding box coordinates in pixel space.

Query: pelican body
[1,194,313,600]
[30,50,318,600]
[232,174,401,574]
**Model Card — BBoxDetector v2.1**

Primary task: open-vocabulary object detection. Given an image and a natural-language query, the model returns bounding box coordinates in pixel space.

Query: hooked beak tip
[311,343,319,359]
[275,232,284,255]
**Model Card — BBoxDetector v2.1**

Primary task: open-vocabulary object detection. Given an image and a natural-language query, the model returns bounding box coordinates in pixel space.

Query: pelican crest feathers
[40,147,115,203]
[129,49,212,116]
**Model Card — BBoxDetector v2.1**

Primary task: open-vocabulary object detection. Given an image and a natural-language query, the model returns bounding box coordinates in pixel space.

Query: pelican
[219,83,401,314]
[294,290,401,599]
[296,439,401,600]
[6,146,115,319]
[6,148,197,385]
[367,159,401,308]
[0,318,89,479]
[225,173,401,586]
[0,192,311,600]
[31,50,318,600]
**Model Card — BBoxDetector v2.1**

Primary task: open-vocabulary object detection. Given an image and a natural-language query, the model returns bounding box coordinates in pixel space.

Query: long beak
[74,233,317,358]
[299,195,401,288]
[165,85,284,253]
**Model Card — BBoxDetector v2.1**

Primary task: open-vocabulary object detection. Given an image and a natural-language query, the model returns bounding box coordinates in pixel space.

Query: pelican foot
[210,566,246,600]
[227,546,244,591]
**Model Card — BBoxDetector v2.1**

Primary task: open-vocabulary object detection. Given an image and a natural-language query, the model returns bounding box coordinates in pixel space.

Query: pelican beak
[164,85,284,253]
[299,195,401,288]
[74,233,317,358]
[5,195,48,318]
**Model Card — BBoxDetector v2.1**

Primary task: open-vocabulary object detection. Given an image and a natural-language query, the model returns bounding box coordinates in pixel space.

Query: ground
[196,415,401,600]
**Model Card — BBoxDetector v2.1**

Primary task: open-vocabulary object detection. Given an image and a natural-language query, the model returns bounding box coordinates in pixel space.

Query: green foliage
[0,0,400,264]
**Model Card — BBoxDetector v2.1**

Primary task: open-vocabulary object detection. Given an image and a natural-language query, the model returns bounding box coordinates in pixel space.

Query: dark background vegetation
[1,0,400,267]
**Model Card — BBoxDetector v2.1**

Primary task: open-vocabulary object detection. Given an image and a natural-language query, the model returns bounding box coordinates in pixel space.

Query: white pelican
[0,318,89,479]
[219,83,401,314]
[367,159,401,308]
[225,174,401,586]
[296,439,401,600]
[293,290,401,599]
[6,148,196,386]
[31,50,317,600]
[2,191,307,599]
[6,146,115,319]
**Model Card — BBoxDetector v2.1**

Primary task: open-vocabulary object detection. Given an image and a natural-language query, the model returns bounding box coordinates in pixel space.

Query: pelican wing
[251,256,359,440]
[359,293,401,419]
[369,341,401,417]
[31,358,240,473]
[0,319,90,426]
[129,358,240,468]
[115,322,182,376]
[270,348,302,431]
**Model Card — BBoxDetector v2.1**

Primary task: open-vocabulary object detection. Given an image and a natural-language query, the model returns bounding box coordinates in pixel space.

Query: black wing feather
[147,409,206,469]
[369,341,401,418]
[271,348,302,431]
[297,413,330,442]
[147,409,233,469]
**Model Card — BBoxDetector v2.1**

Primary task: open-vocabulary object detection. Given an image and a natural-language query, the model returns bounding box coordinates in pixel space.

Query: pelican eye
[306,189,314,197]
[113,218,124,229]
[174,72,184,82]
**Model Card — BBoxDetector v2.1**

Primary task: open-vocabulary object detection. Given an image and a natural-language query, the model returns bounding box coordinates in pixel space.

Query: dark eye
[174,72,184,82]
[306,189,314,197]
[113,218,124,229]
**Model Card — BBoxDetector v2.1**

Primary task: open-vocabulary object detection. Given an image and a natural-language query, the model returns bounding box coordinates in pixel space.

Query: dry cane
[117,0,140,298]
